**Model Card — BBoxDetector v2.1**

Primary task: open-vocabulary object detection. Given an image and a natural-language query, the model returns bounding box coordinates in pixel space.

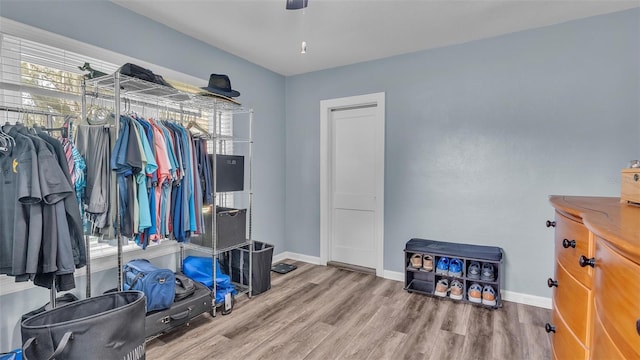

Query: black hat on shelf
[201,74,240,98]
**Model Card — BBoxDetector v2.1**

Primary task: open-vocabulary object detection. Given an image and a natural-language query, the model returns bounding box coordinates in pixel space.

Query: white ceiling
[113,0,640,76]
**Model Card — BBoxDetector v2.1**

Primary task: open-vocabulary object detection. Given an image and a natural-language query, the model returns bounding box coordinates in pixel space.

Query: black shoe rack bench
[404,238,504,309]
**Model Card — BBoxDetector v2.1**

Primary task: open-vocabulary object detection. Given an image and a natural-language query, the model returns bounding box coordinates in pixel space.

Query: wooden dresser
[548,196,640,360]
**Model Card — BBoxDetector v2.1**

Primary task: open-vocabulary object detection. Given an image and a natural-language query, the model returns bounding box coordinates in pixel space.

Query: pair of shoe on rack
[434,279,463,300]
[435,257,463,277]
[410,254,433,271]
[468,283,496,306]
[467,261,495,282]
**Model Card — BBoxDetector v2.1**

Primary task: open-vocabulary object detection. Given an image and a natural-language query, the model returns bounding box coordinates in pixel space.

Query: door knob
[562,239,576,249]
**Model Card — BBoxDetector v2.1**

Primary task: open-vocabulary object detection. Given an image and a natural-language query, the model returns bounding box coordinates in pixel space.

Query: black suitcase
[145,278,212,338]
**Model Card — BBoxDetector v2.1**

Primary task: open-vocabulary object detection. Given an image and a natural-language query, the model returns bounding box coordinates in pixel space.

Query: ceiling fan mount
[286,0,308,10]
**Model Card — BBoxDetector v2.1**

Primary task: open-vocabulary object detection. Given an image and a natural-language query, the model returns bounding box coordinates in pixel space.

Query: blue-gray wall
[1,1,639,351]
[285,8,640,297]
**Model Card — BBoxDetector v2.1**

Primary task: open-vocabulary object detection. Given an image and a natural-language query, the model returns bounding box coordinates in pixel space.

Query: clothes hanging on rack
[111,115,135,238]
[0,126,40,278]
[61,138,87,231]
[111,115,209,248]
[193,138,213,205]
[163,120,204,240]
[0,123,85,291]
[33,129,86,270]
[148,118,171,242]
[75,124,112,231]
[33,118,87,236]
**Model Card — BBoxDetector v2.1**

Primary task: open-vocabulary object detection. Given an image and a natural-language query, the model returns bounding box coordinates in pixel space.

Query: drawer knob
[545,323,556,333]
[636,319,640,336]
[579,255,595,268]
[547,278,558,288]
[562,239,576,249]
[635,174,639,182]
[546,220,556,228]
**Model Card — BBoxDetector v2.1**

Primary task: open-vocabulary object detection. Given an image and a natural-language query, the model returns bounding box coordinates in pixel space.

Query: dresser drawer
[592,307,627,360]
[550,309,588,360]
[553,261,592,344]
[594,238,640,359]
[554,212,592,287]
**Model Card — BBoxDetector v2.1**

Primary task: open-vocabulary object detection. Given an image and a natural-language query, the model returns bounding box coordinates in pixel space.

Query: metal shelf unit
[82,71,254,317]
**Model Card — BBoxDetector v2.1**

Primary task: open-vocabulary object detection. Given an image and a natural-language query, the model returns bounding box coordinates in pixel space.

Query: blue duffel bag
[0,349,21,360]
[123,259,175,312]
[183,256,237,304]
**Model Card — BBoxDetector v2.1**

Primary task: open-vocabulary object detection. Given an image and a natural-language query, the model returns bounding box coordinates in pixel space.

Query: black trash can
[219,241,274,295]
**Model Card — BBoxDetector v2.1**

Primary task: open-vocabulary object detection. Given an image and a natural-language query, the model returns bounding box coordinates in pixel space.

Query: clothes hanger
[186,116,211,139]
[41,121,70,139]
[5,108,26,134]
[27,113,43,135]
[0,122,11,145]
[16,107,24,126]
[0,135,9,150]
[65,115,72,139]
[0,111,16,149]
[186,119,208,134]
[0,132,10,152]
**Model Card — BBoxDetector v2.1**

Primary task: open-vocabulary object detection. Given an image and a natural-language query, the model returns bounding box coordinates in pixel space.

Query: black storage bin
[21,291,146,360]
[210,154,244,192]
[190,206,247,250]
[219,241,274,295]
[21,293,79,322]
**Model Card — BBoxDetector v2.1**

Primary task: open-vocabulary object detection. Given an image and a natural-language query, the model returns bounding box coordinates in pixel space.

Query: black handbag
[119,63,174,88]
[174,273,196,302]
[21,291,146,360]
[119,63,157,83]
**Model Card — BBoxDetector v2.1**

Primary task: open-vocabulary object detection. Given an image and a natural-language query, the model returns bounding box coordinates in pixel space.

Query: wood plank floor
[147,260,551,360]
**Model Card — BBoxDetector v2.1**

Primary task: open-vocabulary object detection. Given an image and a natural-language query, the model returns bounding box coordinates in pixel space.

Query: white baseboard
[272,251,322,265]
[382,270,404,282]
[274,252,552,309]
[501,290,552,309]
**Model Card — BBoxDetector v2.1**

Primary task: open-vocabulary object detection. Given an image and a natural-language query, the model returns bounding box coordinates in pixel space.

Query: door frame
[320,92,385,277]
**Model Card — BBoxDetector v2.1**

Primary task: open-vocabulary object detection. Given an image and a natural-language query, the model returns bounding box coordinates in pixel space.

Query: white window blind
[0,33,118,127]
[0,33,231,136]
[0,31,234,247]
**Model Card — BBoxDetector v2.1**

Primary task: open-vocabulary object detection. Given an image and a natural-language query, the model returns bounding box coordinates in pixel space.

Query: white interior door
[331,106,378,268]
[321,93,385,275]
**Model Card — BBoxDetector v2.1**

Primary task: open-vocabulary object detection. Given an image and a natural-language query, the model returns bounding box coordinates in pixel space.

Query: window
[0,33,118,126]
[0,30,233,261]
